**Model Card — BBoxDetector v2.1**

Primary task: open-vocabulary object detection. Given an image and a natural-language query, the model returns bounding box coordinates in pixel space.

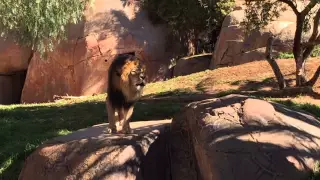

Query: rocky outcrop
[210,2,314,69]
[171,94,320,180]
[0,37,32,104]
[21,0,169,103]
[0,37,32,74]
[173,54,211,77]
[19,120,171,180]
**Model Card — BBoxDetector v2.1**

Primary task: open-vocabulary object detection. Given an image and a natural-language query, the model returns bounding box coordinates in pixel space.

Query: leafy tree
[0,0,89,57]
[140,0,235,56]
[242,0,320,88]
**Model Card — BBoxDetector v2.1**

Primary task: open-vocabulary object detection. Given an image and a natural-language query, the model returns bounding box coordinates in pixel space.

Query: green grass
[272,99,320,118]
[0,94,183,180]
[1,58,320,179]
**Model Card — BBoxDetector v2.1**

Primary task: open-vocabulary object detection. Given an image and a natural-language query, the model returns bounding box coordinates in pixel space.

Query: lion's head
[111,55,146,102]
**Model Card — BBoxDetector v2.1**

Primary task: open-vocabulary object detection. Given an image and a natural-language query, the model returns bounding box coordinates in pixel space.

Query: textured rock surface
[19,120,171,180]
[173,54,211,77]
[0,37,32,74]
[172,94,320,180]
[210,2,317,69]
[0,37,32,104]
[21,0,169,103]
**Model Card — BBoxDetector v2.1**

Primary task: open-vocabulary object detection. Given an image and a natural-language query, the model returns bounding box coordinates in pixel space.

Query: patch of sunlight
[57,129,72,136]
[0,93,108,110]
[0,157,13,174]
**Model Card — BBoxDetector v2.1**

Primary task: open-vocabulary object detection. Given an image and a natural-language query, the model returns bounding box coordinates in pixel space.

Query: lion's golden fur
[106,52,146,134]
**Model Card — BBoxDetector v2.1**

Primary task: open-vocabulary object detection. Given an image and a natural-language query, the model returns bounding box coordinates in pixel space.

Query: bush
[276,45,320,59]
[0,0,89,57]
[311,45,320,57]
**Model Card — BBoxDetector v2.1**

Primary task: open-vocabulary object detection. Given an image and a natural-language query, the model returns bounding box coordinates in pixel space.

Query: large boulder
[19,120,171,180]
[21,0,169,103]
[210,2,317,69]
[173,54,211,77]
[171,94,320,180]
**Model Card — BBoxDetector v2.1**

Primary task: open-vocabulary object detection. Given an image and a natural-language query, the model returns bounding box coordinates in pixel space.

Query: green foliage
[140,0,235,54]
[241,0,319,35]
[276,52,295,59]
[276,45,320,59]
[311,45,320,57]
[241,0,285,35]
[0,0,89,57]
[242,0,320,41]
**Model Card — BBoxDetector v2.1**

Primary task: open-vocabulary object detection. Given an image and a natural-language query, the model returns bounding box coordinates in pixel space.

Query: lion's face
[128,66,146,92]
[118,59,146,101]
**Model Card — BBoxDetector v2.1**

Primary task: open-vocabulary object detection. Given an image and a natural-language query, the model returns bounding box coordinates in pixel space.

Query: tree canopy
[0,0,89,57]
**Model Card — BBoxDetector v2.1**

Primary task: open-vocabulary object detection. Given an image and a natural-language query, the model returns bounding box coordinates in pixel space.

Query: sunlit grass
[1,58,319,179]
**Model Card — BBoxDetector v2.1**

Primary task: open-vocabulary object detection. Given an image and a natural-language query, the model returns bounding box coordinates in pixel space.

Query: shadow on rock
[171,94,320,180]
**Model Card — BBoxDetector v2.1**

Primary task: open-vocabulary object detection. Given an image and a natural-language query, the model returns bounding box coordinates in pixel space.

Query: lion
[105,52,146,134]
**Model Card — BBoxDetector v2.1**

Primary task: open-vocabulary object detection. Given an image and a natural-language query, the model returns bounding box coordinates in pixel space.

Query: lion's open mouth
[136,82,145,87]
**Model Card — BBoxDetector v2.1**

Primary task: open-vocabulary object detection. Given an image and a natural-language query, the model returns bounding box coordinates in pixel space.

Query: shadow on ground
[0,98,183,179]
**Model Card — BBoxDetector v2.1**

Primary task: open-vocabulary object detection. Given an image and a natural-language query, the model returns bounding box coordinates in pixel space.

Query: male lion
[106,52,146,134]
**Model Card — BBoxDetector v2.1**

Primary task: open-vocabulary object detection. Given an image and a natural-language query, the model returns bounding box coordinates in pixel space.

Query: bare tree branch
[301,0,318,17]
[307,8,320,42]
[302,40,320,47]
[278,0,299,15]
[305,65,320,86]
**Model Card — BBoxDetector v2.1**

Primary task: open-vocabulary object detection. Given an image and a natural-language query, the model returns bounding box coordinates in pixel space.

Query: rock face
[21,0,169,103]
[0,37,32,74]
[19,120,171,180]
[173,54,211,77]
[0,37,32,104]
[171,94,320,180]
[210,2,315,69]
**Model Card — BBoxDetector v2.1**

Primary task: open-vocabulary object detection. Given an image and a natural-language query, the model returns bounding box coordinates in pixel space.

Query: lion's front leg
[121,106,134,134]
[106,98,117,133]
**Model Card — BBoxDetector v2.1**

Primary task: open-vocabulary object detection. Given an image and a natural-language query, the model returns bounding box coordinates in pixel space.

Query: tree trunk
[265,36,287,89]
[187,39,196,56]
[295,58,307,86]
[292,14,308,87]
[187,30,197,56]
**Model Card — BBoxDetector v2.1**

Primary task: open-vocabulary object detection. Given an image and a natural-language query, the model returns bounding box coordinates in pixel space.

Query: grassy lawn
[0,94,184,180]
[1,58,320,179]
